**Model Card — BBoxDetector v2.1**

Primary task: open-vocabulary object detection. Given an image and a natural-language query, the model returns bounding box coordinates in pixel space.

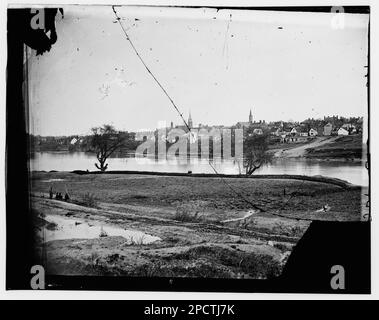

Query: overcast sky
[28,6,369,136]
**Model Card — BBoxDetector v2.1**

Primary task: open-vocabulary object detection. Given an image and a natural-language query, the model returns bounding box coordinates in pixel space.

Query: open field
[31,172,364,278]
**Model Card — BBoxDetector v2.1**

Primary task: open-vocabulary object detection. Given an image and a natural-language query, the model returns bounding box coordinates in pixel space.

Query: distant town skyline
[28,6,369,136]
[31,112,364,137]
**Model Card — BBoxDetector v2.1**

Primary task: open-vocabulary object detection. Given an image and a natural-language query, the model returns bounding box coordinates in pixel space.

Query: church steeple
[249,109,253,123]
[188,111,193,129]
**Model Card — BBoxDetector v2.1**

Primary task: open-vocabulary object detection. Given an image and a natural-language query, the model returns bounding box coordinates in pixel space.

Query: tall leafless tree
[91,124,125,171]
[243,128,273,175]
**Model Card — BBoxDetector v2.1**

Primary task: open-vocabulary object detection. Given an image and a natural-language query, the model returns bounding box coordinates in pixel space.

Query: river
[29,152,368,186]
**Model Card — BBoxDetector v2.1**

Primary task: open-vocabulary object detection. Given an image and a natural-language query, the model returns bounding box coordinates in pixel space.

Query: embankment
[69,170,359,190]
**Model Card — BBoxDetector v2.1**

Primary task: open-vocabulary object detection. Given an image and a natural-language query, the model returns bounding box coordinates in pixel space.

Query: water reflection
[30,152,368,186]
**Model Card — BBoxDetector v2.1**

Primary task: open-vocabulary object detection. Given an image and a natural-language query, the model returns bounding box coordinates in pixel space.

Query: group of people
[49,187,70,201]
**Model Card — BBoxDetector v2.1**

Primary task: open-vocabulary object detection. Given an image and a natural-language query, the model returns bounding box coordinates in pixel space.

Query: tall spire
[188,110,193,129]
[249,109,253,123]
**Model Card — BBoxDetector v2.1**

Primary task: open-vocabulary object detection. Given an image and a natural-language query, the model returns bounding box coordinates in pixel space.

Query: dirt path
[274,136,339,158]
[32,196,304,243]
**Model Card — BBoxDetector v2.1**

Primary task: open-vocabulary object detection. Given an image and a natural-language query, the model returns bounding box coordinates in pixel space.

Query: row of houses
[268,122,361,143]
[282,123,355,137]
[33,111,362,151]
[234,111,363,139]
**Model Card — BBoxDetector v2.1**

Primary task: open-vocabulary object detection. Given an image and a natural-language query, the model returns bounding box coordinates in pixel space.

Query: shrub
[99,226,108,237]
[129,234,146,246]
[273,242,289,251]
[174,204,202,222]
[81,192,98,208]
[169,245,281,279]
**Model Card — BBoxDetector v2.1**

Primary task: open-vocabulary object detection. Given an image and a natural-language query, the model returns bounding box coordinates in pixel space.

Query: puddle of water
[41,215,161,244]
[221,210,257,223]
[41,179,65,182]
[315,204,332,213]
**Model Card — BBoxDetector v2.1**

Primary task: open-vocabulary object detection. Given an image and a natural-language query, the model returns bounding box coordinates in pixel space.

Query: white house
[309,128,318,137]
[290,127,297,135]
[298,127,308,137]
[342,123,355,130]
[342,123,356,134]
[70,137,78,145]
[253,128,263,135]
[337,127,349,136]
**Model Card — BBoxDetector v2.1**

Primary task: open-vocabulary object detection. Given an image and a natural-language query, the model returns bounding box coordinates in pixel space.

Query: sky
[28,6,369,136]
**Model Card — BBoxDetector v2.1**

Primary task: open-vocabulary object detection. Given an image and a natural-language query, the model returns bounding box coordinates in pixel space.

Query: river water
[29,152,368,186]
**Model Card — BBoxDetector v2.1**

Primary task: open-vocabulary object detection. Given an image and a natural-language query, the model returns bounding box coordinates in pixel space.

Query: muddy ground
[30,172,364,279]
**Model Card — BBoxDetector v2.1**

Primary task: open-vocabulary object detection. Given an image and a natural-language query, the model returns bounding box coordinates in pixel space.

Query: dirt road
[274,136,339,158]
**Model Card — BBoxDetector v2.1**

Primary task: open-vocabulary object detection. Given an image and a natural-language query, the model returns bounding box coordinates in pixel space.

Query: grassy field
[31,171,364,278]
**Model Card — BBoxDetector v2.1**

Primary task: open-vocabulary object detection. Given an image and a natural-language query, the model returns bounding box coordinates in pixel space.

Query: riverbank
[304,135,364,159]
[66,171,360,189]
[271,135,364,160]
[31,171,365,278]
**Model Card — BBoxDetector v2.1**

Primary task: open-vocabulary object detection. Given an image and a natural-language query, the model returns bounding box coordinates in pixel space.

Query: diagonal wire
[111,6,266,212]
[111,6,317,219]
[207,160,265,212]
[112,6,191,133]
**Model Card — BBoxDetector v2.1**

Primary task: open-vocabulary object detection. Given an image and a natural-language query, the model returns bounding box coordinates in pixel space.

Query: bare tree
[243,128,273,175]
[91,124,125,171]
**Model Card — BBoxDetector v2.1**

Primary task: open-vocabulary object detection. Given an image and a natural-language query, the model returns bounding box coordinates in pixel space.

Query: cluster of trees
[28,134,82,152]
[302,116,363,132]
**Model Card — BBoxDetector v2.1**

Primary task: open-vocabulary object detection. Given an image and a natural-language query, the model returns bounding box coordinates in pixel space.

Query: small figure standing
[49,186,54,199]
[64,192,70,201]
